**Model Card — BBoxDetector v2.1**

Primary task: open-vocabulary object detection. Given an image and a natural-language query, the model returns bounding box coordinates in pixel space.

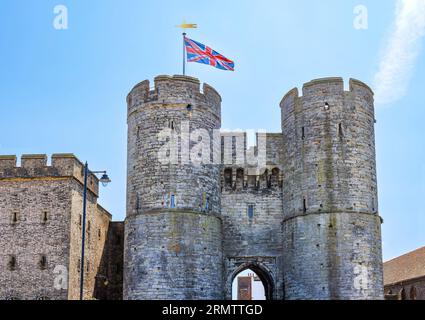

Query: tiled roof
[384,246,425,285]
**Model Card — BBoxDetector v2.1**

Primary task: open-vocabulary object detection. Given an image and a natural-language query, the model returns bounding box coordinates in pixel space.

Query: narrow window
[79,215,82,226]
[303,198,307,213]
[39,255,47,270]
[301,127,305,140]
[86,261,90,272]
[77,259,81,273]
[98,229,101,239]
[42,211,48,224]
[247,205,254,220]
[12,212,18,224]
[170,195,176,208]
[87,221,91,238]
[8,255,16,271]
[224,168,232,188]
[338,123,343,137]
[324,102,330,111]
[205,197,210,211]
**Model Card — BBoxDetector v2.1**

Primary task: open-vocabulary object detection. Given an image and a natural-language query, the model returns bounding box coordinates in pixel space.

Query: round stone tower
[124,75,223,300]
[280,78,384,300]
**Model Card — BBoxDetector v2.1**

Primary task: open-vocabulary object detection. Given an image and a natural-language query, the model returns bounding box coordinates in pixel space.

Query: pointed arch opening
[230,264,274,300]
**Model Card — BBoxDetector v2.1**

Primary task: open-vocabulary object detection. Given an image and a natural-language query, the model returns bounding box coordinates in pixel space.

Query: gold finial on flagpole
[176,21,197,75]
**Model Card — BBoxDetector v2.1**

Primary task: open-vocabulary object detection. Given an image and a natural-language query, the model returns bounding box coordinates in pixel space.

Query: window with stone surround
[42,211,48,224]
[39,255,47,270]
[11,212,18,224]
[224,168,232,188]
[170,195,176,208]
[87,221,91,238]
[205,197,210,211]
[169,120,175,130]
[8,255,16,271]
[247,205,255,220]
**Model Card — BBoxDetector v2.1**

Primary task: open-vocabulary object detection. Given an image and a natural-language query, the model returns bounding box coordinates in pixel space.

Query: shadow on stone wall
[93,222,124,300]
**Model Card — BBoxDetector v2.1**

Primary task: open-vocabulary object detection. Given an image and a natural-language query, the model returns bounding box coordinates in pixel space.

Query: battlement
[127,75,222,109]
[221,165,283,192]
[220,131,282,168]
[0,154,99,196]
[280,77,374,116]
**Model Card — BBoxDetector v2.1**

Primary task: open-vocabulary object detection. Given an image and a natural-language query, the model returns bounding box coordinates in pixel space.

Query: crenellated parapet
[281,78,374,123]
[127,75,222,120]
[220,132,282,167]
[0,154,99,196]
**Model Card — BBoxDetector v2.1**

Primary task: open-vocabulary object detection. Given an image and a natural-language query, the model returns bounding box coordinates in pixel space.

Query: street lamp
[80,162,111,300]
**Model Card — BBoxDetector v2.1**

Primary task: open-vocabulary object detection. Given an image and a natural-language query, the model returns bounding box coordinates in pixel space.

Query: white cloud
[374,0,425,105]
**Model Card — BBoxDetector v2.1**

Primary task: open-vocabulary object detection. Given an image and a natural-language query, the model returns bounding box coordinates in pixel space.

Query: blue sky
[0,0,424,261]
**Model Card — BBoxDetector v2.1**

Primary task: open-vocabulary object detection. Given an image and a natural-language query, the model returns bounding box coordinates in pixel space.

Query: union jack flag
[184,37,235,71]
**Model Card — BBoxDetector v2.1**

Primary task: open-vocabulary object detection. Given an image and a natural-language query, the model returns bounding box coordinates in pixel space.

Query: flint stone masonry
[125,75,384,300]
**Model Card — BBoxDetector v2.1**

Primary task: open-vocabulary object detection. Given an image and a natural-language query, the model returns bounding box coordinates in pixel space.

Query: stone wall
[384,277,425,300]
[280,78,384,299]
[94,221,124,300]
[220,133,285,300]
[124,75,224,300]
[0,154,112,300]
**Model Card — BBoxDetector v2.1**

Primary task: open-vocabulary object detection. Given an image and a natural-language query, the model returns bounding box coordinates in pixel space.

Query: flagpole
[182,32,186,76]
[176,22,197,76]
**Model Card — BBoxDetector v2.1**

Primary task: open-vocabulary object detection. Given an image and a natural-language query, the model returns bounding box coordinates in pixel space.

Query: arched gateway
[227,262,277,300]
